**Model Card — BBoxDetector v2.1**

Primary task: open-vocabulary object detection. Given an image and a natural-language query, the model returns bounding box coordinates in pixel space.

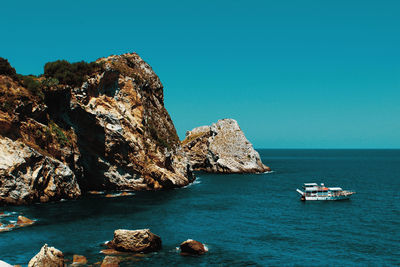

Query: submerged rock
[28,244,64,267]
[0,136,81,205]
[179,239,207,255]
[72,255,87,265]
[17,215,35,226]
[107,229,162,253]
[100,249,125,255]
[101,256,120,267]
[182,119,270,173]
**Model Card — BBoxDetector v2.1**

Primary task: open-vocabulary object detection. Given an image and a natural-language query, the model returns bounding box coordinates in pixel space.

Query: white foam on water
[182,177,201,189]
[257,170,275,175]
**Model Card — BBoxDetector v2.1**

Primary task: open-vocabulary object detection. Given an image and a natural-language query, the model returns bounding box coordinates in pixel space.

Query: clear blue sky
[1,0,399,148]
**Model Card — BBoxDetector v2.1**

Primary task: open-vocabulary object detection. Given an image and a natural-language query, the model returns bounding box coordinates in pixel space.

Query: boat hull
[302,195,352,201]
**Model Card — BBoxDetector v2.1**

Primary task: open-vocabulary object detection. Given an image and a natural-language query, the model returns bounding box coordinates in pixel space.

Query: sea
[1,149,399,266]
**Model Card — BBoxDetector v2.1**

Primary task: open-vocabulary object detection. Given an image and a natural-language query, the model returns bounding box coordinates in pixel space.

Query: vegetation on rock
[22,75,44,99]
[44,60,100,87]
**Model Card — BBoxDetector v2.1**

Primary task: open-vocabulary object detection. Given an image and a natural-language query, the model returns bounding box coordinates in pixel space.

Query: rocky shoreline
[0,229,208,266]
[0,53,271,266]
[0,53,270,206]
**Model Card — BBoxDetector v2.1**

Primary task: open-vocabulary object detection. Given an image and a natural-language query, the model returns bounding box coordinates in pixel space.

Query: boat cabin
[303,183,332,197]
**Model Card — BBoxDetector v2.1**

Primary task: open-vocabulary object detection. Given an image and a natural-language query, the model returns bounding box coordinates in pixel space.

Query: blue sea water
[1,149,399,266]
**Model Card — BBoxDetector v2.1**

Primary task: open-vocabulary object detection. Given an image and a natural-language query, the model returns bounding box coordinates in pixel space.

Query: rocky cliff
[0,53,193,205]
[0,136,80,205]
[182,119,270,173]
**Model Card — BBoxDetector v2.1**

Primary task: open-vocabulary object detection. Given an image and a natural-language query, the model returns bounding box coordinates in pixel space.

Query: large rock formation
[28,244,64,267]
[0,53,193,205]
[67,54,192,191]
[0,136,81,205]
[107,229,162,253]
[182,119,270,173]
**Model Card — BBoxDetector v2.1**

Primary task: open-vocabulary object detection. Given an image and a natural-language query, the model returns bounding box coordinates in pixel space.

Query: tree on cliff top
[0,57,18,80]
[44,60,99,87]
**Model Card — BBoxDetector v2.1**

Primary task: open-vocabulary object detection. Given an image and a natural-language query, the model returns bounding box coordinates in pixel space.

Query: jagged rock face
[182,119,270,173]
[0,136,81,205]
[66,53,193,190]
[28,244,64,267]
[0,53,193,205]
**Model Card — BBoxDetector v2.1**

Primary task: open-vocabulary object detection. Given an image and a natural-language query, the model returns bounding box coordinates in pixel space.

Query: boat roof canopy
[329,187,342,191]
[303,183,318,186]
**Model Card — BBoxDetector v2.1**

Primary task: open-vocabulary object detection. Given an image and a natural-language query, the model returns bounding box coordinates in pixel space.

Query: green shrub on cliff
[49,120,70,147]
[41,77,59,88]
[44,60,99,87]
[22,75,44,100]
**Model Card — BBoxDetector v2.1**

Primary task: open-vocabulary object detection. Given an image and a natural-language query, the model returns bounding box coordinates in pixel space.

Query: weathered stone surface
[28,244,64,267]
[67,53,193,191]
[0,136,81,205]
[179,239,207,255]
[101,256,120,267]
[107,229,162,253]
[0,53,194,206]
[182,119,270,173]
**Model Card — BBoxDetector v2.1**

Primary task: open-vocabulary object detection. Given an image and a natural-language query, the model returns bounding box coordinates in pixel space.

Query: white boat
[296,183,355,201]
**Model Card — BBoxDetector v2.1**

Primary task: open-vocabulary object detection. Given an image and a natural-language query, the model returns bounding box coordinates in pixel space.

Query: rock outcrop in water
[0,53,193,205]
[28,244,64,267]
[101,256,120,267]
[107,229,162,253]
[179,239,207,255]
[182,119,270,173]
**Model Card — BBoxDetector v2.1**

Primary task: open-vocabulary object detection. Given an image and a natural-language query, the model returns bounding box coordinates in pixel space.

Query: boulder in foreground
[107,229,162,253]
[28,244,64,267]
[180,239,207,255]
[182,119,270,173]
